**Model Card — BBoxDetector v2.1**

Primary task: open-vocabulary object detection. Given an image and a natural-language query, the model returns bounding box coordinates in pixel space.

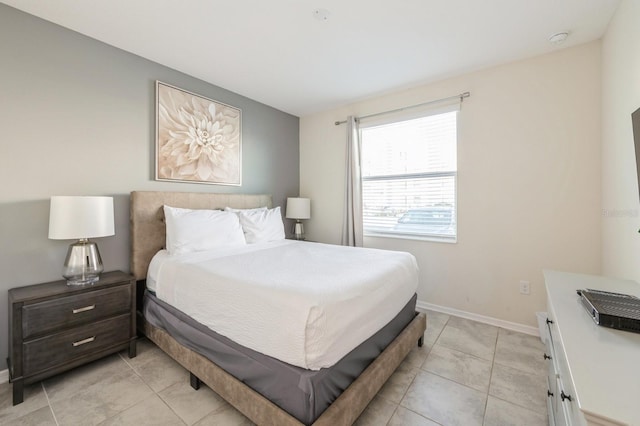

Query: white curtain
[341,116,363,247]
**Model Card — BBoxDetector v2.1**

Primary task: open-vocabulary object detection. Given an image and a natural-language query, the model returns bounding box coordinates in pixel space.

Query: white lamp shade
[286,197,311,220]
[49,196,115,240]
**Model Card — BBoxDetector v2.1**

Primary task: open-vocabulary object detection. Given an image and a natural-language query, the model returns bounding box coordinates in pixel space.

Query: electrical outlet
[519,280,531,295]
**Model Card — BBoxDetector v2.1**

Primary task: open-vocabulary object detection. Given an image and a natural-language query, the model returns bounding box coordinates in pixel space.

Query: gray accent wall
[0,4,300,367]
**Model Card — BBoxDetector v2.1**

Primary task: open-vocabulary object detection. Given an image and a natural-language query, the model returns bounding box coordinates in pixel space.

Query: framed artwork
[155,81,242,185]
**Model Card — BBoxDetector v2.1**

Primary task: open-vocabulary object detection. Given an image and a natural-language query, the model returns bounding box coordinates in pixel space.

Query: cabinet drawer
[23,313,130,375]
[547,375,557,426]
[548,317,580,426]
[22,285,131,339]
[555,376,573,426]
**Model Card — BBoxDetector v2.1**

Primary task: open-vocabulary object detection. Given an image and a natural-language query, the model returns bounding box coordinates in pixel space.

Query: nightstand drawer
[22,285,131,339]
[23,313,130,375]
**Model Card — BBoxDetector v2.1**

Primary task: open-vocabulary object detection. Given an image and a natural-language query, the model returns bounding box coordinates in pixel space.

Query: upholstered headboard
[130,191,273,280]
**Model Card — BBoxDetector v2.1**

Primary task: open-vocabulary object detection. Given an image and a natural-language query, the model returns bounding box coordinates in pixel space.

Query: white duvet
[148,240,418,370]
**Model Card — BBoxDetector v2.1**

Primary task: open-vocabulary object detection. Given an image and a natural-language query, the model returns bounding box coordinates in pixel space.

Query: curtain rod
[334,91,470,126]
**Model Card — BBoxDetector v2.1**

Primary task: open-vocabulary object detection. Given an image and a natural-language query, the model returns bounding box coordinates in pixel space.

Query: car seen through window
[393,206,454,236]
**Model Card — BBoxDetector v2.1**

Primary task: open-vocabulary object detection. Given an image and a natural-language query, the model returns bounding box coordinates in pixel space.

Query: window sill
[364,232,457,244]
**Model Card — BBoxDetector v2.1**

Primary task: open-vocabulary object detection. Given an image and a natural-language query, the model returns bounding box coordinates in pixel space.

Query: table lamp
[286,197,311,240]
[48,196,115,285]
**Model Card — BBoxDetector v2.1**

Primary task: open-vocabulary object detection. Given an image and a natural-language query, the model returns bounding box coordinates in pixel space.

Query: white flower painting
[156,82,241,185]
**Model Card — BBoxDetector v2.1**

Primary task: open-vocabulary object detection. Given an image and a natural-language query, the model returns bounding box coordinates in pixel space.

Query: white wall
[300,42,602,328]
[601,0,640,281]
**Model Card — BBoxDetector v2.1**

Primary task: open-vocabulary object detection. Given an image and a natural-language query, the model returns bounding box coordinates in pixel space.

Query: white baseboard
[416,300,539,337]
[0,368,8,384]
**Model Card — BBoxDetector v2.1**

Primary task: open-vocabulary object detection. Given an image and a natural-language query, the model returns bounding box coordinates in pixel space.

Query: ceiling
[2,0,620,117]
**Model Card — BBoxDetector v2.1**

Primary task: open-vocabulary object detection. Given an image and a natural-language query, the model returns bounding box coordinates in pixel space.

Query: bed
[130,190,427,426]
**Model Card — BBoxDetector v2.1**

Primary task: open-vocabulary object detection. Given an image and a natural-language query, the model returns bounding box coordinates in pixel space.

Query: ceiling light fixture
[312,8,331,21]
[548,32,569,45]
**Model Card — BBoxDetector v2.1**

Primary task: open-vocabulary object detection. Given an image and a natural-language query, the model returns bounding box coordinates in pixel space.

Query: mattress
[143,290,418,425]
[148,239,418,369]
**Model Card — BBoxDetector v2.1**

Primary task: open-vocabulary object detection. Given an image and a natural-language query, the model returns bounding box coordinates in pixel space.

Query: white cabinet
[544,270,640,426]
[544,311,579,425]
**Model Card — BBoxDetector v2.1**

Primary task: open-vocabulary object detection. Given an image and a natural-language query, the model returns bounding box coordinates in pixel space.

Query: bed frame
[130,190,426,425]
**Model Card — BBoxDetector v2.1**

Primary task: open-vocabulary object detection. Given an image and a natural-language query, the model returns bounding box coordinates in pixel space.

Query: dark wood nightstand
[7,270,136,405]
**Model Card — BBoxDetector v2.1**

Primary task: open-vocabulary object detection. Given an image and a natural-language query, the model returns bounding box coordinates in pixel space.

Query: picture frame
[155,81,242,186]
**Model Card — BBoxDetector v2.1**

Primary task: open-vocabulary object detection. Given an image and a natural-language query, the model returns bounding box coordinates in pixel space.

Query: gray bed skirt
[144,291,417,425]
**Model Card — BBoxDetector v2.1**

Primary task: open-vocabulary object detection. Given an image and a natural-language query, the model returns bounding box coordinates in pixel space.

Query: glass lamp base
[65,275,100,286]
[62,239,104,286]
[292,221,305,240]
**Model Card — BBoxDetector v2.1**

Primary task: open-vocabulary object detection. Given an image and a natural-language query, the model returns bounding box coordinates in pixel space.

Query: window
[360,107,458,241]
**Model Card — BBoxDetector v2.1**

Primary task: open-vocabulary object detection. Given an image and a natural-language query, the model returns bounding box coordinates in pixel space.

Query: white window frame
[359,103,459,243]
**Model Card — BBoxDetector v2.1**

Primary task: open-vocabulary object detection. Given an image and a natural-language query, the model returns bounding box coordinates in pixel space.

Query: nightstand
[7,270,136,405]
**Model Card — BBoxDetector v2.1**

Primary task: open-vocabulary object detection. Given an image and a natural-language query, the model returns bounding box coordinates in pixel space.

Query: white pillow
[224,206,268,214]
[237,206,285,244]
[163,206,246,255]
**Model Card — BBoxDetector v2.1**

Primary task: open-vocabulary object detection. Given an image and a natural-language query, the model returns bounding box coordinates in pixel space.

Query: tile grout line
[489,393,548,417]
[116,351,161,397]
[490,329,549,417]
[426,316,499,424]
[118,350,150,384]
[481,327,500,424]
[117,351,136,372]
[379,316,445,425]
[154,387,194,426]
[118,349,203,425]
[41,381,60,426]
[384,404,400,426]
[394,316,450,426]
[407,314,450,426]
[398,315,451,424]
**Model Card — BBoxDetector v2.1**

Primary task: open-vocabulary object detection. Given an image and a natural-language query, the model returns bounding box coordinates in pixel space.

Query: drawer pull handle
[547,390,554,398]
[544,353,552,360]
[561,391,572,402]
[546,318,554,325]
[72,336,95,347]
[72,305,95,314]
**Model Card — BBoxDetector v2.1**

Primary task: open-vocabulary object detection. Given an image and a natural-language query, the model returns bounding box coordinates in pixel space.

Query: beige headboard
[130,191,273,280]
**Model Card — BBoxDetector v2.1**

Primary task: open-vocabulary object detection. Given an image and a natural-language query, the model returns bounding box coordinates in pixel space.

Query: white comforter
[148,240,418,370]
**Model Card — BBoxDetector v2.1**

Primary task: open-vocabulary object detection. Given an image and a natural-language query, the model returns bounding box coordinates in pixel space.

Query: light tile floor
[0,310,548,425]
